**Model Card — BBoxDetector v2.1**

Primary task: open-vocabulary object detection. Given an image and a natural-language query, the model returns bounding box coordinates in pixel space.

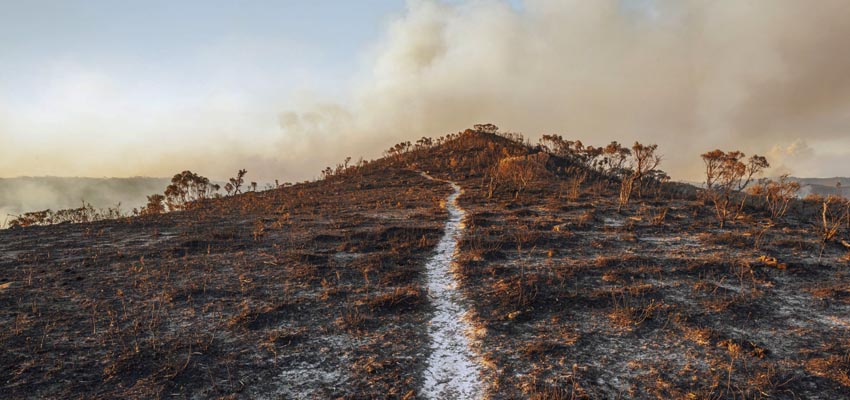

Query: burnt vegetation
[2,124,849,398]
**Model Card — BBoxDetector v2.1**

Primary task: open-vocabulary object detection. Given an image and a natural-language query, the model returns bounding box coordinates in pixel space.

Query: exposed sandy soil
[420,174,483,398]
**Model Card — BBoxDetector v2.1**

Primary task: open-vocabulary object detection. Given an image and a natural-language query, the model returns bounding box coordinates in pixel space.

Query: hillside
[2,129,849,399]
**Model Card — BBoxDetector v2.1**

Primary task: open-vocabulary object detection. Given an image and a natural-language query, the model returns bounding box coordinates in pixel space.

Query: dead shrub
[492,274,540,310]
[566,172,587,201]
[335,306,371,334]
[700,150,769,228]
[367,286,424,312]
[492,153,551,199]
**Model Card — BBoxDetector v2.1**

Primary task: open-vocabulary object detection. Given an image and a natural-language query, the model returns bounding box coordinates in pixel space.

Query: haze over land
[2,0,850,186]
[0,177,170,224]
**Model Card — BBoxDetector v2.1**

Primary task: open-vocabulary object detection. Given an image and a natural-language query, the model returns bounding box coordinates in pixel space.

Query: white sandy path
[419,172,483,399]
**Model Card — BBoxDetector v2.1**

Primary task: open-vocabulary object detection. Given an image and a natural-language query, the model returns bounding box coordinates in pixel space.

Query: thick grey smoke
[280,0,850,180]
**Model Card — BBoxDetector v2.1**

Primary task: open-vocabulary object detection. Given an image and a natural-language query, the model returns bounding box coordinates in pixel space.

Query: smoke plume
[281,0,850,180]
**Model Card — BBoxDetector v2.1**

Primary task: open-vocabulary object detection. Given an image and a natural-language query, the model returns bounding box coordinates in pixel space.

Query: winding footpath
[419,172,483,399]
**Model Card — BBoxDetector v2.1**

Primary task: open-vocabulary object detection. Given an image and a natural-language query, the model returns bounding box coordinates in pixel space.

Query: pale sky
[0,0,405,179]
[1,0,849,181]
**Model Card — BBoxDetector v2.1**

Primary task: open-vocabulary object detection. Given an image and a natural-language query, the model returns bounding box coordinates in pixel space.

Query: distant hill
[680,177,850,199]
[0,176,170,223]
[788,177,850,198]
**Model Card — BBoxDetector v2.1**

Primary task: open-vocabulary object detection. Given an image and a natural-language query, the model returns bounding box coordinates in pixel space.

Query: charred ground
[2,129,850,399]
[1,167,450,398]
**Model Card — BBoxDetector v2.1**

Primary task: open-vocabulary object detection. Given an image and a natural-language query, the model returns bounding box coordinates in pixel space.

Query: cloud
[767,139,815,176]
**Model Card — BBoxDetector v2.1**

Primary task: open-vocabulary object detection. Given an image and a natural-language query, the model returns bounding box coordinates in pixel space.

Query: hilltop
[1,128,849,399]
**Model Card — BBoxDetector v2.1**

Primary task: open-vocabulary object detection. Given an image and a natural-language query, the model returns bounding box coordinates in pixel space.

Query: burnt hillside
[2,128,850,399]
[401,129,850,398]
[0,166,452,398]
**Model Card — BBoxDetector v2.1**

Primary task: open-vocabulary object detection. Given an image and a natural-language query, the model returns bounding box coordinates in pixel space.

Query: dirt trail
[419,172,483,399]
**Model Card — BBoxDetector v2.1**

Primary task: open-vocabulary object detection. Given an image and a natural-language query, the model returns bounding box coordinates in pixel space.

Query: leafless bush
[473,123,499,134]
[618,175,636,212]
[539,135,591,166]
[629,142,663,197]
[700,149,769,228]
[644,206,668,225]
[140,194,166,215]
[384,141,412,161]
[609,290,661,328]
[493,153,551,199]
[493,274,539,310]
[749,174,800,221]
[227,169,248,195]
[539,136,632,179]
[566,172,587,201]
[813,194,850,258]
[617,142,663,211]
[163,170,219,211]
[8,202,124,228]
[8,210,52,227]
